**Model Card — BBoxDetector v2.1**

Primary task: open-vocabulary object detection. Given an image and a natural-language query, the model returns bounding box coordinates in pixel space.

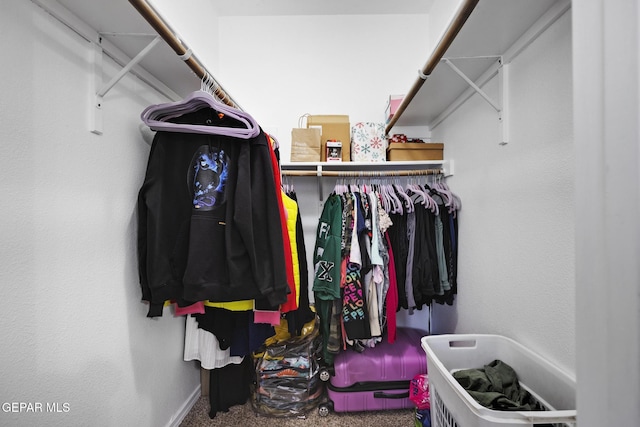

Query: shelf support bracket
[90,35,161,135]
[96,35,161,98]
[442,58,501,112]
[90,41,104,135]
[317,165,324,202]
[442,57,509,145]
[498,61,510,145]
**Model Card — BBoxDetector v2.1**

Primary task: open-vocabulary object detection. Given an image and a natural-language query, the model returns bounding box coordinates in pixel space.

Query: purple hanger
[141,90,260,139]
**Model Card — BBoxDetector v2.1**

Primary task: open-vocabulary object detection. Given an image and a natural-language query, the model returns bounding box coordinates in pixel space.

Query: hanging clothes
[311,175,460,358]
[284,190,316,337]
[183,315,244,370]
[312,193,343,365]
[137,108,290,317]
[341,191,371,342]
[280,191,300,311]
[208,357,254,419]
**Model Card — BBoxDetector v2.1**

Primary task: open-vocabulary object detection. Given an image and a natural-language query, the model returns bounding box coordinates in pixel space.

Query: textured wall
[0,2,199,426]
[429,11,575,374]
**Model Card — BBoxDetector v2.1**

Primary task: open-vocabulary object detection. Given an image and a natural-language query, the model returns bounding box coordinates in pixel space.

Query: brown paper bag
[290,115,321,162]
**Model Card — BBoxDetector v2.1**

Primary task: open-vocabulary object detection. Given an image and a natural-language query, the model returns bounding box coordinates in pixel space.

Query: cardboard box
[307,115,351,161]
[385,95,404,124]
[387,142,444,161]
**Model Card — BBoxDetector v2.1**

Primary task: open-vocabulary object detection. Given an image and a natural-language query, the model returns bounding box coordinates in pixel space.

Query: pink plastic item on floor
[409,373,430,410]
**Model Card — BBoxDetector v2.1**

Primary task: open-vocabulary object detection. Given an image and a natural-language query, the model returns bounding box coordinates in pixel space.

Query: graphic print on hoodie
[189,145,229,211]
[183,144,231,295]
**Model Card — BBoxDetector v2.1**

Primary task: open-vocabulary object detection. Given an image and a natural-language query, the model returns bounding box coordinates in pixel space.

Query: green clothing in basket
[452,359,549,413]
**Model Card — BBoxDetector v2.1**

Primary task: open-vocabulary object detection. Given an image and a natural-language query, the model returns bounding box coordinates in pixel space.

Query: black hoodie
[137,109,289,317]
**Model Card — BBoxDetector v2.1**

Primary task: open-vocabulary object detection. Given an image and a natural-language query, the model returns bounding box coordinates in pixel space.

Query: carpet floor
[179,395,416,426]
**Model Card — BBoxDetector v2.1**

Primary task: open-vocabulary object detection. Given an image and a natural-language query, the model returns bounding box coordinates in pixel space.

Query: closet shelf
[281,160,452,177]
[281,161,451,202]
[387,0,570,137]
[128,0,240,109]
[33,0,239,106]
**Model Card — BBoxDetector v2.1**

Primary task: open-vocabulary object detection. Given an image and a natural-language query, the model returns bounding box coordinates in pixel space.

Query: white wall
[573,1,640,425]
[213,13,434,311]
[0,2,199,426]
[428,11,575,373]
[217,13,429,162]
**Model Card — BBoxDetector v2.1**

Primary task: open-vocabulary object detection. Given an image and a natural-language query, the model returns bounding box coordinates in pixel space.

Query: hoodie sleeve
[229,132,289,307]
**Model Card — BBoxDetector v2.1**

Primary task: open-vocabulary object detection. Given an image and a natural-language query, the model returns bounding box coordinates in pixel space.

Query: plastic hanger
[434,175,459,214]
[425,185,440,215]
[407,177,427,206]
[140,74,260,139]
[383,180,403,214]
[430,176,453,210]
[141,91,260,138]
[334,178,348,196]
[373,181,390,213]
[413,176,436,214]
[394,182,414,213]
[439,178,461,212]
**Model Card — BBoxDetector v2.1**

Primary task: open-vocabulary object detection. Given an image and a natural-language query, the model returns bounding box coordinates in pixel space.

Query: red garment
[266,135,297,312]
[384,232,398,344]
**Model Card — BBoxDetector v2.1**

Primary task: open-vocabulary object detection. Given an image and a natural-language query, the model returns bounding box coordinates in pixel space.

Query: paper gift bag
[351,122,387,162]
[291,115,321,162]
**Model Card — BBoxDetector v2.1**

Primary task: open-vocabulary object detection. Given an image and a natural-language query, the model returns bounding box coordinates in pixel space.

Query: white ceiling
[215,0,434,16]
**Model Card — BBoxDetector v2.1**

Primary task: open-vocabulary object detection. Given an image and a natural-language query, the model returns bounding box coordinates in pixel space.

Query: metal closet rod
[128,0,240,109]
[385,0,479,134]
[281,169,443,177]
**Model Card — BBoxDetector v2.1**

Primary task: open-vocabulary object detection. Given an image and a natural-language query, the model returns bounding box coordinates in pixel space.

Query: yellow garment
[262,315,318,348]
[281,191,300,308]
[204,300,253,311]
[163,300,253,311]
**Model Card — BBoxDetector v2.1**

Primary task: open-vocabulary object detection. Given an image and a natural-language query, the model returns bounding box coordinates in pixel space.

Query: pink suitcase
[319,328,428,415]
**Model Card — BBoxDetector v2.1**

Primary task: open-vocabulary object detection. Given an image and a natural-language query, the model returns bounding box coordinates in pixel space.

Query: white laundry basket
[421,334,576,427]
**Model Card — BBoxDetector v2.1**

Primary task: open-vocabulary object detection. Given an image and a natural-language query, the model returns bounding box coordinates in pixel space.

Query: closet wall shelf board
[387,0,570,145]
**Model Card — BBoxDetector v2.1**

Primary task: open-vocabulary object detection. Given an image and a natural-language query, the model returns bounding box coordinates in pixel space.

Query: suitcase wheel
[318,401,333,417]
[319,367,331,382]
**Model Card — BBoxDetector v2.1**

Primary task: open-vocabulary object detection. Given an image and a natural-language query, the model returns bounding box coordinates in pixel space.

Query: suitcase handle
[373,391,409,399]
